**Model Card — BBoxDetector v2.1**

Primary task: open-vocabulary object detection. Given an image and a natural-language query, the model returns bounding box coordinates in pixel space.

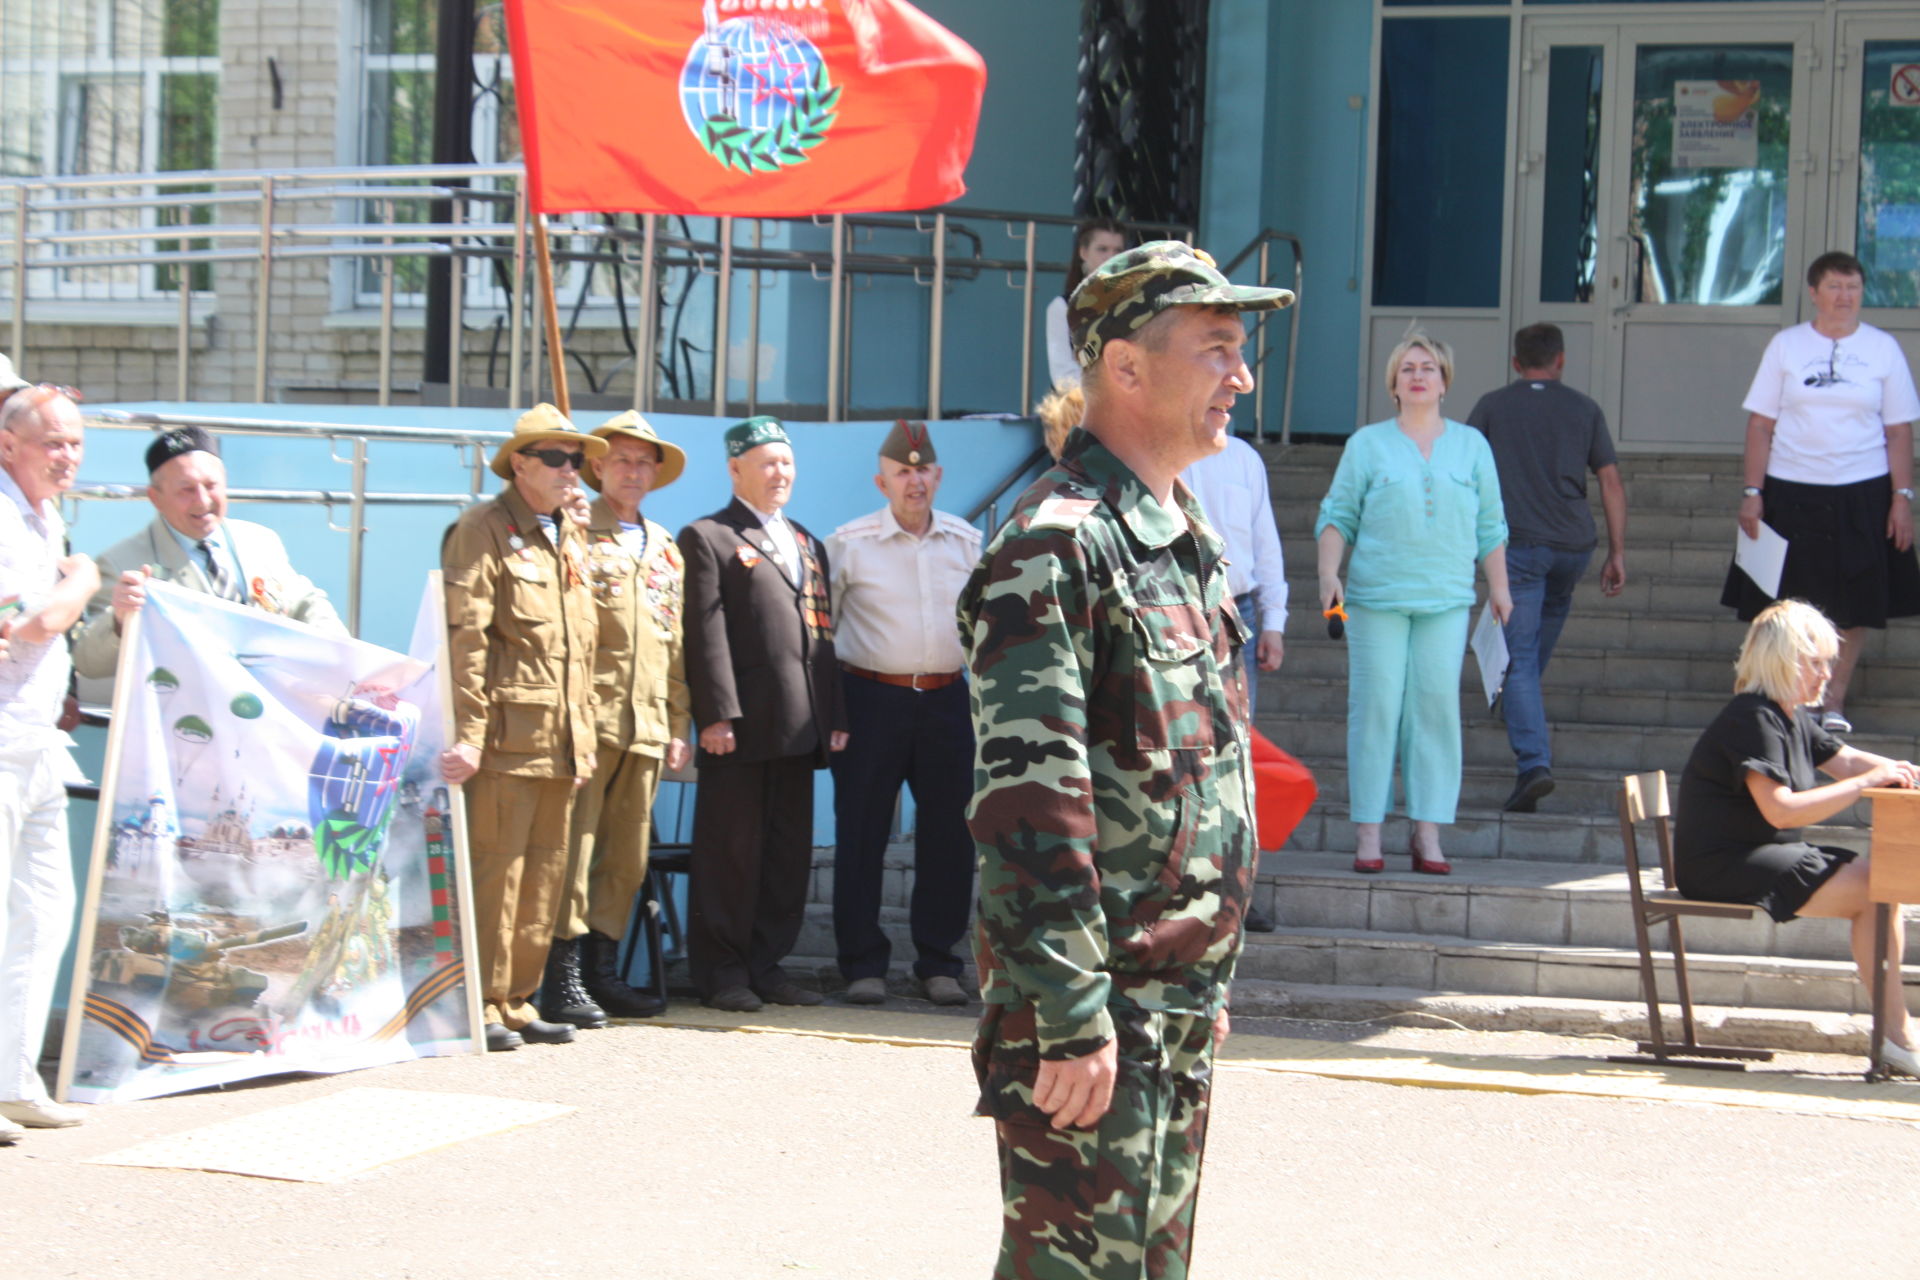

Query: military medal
[509,535,524,551]
[736,544,763,569]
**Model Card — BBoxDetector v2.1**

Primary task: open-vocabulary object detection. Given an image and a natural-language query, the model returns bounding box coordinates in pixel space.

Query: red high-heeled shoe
[1352,852,1385,874]
[1408,835,1451,876]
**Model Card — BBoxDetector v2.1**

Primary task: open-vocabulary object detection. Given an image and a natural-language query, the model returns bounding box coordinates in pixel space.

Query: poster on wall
[58,577,482,1104]
[1673,80,1761,170]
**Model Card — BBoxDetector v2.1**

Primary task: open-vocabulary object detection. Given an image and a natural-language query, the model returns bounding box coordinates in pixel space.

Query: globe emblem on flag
[680,15,840,173]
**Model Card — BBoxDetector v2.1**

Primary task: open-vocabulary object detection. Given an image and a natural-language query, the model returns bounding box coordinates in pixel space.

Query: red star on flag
[743,37,806,108]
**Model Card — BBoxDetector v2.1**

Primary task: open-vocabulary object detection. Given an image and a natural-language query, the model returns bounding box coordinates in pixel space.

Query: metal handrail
[5,162,1218,424]
[965,445,1050,534]
[1219,228,1305,445]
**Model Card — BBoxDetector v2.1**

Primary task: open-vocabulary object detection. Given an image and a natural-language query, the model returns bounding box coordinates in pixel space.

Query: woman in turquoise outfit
[1317,333,1511,874]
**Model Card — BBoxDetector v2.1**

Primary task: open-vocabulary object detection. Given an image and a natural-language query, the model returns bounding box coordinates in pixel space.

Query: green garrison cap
[879,419,935,466]
[1068,240,1296,369]
[724,415,791,459]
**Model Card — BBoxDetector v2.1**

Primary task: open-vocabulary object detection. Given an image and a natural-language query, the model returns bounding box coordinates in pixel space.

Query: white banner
[60,578,481,1103]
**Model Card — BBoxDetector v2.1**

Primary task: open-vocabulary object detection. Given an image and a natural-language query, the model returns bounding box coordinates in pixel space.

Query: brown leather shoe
[705,985,764,1013]
[756,979,824,1007]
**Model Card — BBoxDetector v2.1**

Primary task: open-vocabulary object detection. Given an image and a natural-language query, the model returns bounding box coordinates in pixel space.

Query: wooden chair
[1614,770,1774,1069]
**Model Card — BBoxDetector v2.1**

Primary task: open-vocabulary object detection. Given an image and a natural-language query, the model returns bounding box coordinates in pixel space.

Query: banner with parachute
[58,578,482,1104]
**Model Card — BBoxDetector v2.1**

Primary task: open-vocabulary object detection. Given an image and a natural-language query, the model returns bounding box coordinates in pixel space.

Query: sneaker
[921,975,971,1007]
[1820,709,1853,734]
[844,977,888,1005]
[0,1098,83,1128]
[0,1114,21,1145]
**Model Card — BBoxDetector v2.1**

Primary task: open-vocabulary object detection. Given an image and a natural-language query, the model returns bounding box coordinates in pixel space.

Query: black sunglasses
[526,447,587,470]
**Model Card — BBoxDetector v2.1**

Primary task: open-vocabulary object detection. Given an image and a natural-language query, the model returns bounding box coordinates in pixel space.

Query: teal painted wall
[1262,2,1374,438]
[1205,0,1373,440]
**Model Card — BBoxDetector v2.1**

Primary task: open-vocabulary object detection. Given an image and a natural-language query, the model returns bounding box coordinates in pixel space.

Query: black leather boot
[581,930,666,1018]
[540,937,608,1028]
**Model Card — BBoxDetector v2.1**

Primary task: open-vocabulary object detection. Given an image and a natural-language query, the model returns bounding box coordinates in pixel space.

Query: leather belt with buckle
[840,663,964,692]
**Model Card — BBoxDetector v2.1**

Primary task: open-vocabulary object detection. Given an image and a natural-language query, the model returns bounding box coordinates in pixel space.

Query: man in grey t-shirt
[1467,324,1627,812]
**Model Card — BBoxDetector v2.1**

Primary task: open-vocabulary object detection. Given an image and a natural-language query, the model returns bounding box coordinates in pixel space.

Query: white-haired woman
[1317,332,1511,875]
[1675,599,1920,1073]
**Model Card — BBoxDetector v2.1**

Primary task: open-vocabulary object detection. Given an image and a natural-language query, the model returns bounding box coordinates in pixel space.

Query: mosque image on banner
[61,579,481,1104]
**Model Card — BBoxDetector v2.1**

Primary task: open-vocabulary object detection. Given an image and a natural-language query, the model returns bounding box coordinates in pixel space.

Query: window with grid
[0,0,219,300]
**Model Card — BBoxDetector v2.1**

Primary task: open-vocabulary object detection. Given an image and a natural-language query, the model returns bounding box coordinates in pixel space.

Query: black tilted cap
[145,425,220,475]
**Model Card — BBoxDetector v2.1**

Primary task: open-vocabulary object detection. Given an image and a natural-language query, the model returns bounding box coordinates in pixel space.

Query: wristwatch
[1741,486,1762,498]
[1899,487,1916,501]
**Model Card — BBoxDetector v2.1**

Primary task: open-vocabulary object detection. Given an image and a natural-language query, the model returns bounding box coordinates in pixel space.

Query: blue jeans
[1236,592,1261,718]
[1501,543,1592,774]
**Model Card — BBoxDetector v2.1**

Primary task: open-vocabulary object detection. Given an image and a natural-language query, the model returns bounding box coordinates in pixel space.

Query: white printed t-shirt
[1743,321,1920,486]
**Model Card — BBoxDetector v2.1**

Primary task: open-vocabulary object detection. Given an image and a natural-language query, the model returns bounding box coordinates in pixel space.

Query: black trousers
[687,753,815,996]
[829,672,975,981]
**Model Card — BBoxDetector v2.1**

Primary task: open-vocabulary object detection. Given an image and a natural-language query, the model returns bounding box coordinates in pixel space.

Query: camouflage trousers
[973,1001,1217,1280]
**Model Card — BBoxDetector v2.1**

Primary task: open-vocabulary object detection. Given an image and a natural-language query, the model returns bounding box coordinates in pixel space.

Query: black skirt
[1721,474,1920,629]
[1675,841,1857,923]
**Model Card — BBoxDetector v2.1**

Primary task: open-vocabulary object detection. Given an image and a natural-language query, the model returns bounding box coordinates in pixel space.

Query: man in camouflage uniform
[960,241,1294,1279]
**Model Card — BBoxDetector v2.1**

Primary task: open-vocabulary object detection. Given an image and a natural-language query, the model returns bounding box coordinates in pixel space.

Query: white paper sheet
[1470,604,1509,709]
[1735,521,1788,599]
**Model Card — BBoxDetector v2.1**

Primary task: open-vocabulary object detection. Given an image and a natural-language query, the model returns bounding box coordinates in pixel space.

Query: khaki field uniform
[559,498,691,941]
[443,485,598,1029]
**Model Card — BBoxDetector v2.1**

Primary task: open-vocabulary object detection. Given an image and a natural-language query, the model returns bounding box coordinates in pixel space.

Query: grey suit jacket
[72,515,345,679]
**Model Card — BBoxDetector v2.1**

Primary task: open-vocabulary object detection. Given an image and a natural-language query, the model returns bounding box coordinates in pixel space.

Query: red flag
[505,0,987,217]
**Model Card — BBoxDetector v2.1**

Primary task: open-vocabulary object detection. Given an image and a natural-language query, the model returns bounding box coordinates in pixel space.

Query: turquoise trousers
[1345,604,1469,824]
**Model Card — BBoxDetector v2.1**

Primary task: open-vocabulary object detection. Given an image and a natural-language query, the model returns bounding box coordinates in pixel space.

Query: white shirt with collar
[1181,436,1289,633]
[742,498,803,585]
[828,506,982,676]
[0,465,73,742]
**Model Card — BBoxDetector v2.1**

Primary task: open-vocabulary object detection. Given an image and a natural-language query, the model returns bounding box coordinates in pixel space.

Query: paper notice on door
[1674,80,1760,169]
[1735,520,1788,599]
[1471,604,1509,710]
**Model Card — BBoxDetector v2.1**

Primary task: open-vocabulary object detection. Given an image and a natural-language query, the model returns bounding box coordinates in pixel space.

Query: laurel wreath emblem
[700,63,841,173]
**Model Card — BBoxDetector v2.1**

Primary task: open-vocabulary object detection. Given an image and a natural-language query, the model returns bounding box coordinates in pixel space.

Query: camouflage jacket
[958,428,1256,1060]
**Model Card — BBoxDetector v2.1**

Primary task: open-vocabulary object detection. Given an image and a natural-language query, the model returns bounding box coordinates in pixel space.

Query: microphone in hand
[1324,602,1348,640]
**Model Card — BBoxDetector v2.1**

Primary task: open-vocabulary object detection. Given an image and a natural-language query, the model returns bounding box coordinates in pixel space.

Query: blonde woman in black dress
[1675,600,1920,1073]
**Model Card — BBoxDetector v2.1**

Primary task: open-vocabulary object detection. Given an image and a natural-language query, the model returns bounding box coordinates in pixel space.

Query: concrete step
[1272,797,1870,862]
[1249,851,1889,964]
[793,899,1911,1018]
[1272,639,1920,698]
[1260,673,1920,736]
[1251,710,1920,776]
[1229,922,1908,1016]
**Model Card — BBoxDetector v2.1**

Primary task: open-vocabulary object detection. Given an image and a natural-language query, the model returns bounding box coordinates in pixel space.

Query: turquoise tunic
[1315,418,1508,612]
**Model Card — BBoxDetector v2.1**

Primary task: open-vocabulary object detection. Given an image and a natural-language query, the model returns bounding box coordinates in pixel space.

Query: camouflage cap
[879,419,935,466]
[1068,240,1295,369]
[724,415,791,459]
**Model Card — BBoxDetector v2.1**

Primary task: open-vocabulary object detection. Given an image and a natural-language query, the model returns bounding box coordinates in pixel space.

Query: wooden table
[1862,788,1920,1081]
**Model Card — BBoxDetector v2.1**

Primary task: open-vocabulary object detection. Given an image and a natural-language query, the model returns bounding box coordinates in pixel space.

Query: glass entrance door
[1516,17,1818,450]
[1832,16,1920,361]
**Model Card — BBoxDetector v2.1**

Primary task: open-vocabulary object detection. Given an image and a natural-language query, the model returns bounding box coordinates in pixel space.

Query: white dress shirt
[743,499,802,584]
[828,506,982,675]
[0,466,73,741]
[1045,295,1081,390]
[1181,436,1289,633]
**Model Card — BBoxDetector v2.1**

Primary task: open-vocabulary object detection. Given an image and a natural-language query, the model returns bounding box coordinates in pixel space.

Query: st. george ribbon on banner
[58,578,483,1104]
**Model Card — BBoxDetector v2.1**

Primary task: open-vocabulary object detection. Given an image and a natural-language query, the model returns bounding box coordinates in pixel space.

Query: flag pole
[534,215,570,416]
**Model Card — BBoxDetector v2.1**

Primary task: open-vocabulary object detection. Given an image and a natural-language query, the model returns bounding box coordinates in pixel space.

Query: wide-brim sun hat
[488,402,609,479]
[586,411,687,492]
